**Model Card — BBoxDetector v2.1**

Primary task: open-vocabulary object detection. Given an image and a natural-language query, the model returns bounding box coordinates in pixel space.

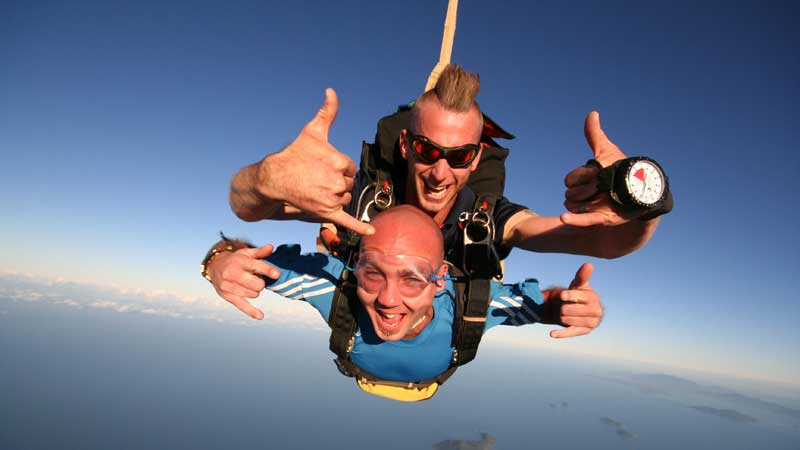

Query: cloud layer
[0,270,325,330]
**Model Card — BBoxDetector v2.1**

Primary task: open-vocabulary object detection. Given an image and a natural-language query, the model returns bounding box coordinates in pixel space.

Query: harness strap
[336,353,459,388]
[453,277,491,366]
[461,194,502,279]
[451,193,500,366]
[339,157,394,260]
[328,269,359,361]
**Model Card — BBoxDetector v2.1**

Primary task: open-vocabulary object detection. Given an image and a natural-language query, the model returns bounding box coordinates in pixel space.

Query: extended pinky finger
[223,294,265,320]
[550,326,591,339]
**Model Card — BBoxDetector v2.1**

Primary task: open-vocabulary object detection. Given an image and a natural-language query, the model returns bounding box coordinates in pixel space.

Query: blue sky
[1,0,798,387]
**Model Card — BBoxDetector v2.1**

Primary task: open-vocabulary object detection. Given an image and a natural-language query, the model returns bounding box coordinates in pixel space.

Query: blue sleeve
[485,278,545,330]
[263,244,345,320]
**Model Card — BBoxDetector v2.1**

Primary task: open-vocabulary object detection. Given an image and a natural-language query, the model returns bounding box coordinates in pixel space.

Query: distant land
[600,417,637,440]
[691,406,758,424]
[604,372,800,424]
[433,432,496,450]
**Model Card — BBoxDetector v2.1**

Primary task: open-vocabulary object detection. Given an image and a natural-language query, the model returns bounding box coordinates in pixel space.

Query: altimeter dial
[596,156,670,210]
[624,159,666,207]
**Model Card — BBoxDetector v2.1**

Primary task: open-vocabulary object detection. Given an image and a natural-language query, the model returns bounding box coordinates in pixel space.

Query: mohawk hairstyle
[412,64,483,136]
[418,64,481,113]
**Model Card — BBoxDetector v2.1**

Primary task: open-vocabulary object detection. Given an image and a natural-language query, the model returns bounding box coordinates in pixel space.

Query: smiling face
[400,97,483,225]
[356,206,447,341]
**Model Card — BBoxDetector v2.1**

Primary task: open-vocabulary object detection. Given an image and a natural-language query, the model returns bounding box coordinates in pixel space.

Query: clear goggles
[350,251,449,298]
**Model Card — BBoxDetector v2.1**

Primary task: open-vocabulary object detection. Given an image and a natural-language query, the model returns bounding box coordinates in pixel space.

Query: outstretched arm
[203,240,343,320]
[503,210,658,259]
[229,88,374,236]
[486,262,602,338]
[503,112,663,259]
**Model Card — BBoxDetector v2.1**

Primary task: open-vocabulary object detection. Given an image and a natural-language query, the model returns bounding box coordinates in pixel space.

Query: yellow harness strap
[355,379,440,402]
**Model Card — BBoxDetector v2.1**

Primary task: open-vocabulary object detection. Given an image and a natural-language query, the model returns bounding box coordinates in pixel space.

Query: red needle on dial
[634,168,647,198]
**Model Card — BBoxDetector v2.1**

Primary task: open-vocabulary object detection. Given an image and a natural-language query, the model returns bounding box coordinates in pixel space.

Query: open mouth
[423,182,449,200]
[375,310,406,334]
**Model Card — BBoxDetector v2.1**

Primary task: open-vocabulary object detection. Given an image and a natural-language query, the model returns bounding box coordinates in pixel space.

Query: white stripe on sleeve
[277,277,330,297]
[498,295,542,325]
[490,300,522,326]
[270,274,316,292]
[290,285,336,301]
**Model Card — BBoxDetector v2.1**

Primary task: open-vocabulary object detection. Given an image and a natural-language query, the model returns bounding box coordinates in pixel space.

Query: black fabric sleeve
[492,196,528,260]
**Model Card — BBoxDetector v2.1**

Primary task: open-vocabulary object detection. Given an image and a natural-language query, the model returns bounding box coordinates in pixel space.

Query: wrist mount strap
[588,158,617,199]
[638,190,674,221]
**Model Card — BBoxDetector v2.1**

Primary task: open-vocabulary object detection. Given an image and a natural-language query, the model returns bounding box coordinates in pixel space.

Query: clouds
[0,270,324,330]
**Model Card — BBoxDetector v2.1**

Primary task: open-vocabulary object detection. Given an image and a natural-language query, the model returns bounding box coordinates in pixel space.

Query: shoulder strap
[450,265,492,367]
[460,193,502,279]
[328,269,360,362]
[336,143,395,260]
[450,194,501,366]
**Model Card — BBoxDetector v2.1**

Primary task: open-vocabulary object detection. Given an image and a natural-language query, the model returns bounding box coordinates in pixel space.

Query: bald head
[360,205,444,265]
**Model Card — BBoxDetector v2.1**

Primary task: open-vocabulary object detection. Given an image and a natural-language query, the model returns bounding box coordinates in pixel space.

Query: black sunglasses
[406,133,481,168]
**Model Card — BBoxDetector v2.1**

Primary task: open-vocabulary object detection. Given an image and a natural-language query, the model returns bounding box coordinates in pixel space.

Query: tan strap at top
[424,0,459,92]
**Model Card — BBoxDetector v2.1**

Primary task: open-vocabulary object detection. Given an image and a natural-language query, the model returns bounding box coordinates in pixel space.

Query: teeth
[378,311,402,319]
[424,183,448,199]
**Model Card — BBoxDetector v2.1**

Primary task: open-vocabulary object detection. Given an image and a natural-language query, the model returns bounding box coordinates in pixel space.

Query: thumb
[569,262,594,289]
[241,243,274,259]
[584,111,614,162]
[250,243,275,259]
[304,87,339,141]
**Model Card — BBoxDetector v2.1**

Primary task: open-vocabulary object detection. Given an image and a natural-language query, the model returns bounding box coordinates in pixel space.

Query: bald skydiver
[206,206,603,401]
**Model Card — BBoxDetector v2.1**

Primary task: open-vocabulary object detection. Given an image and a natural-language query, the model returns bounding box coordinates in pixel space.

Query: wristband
[200,232,253,282]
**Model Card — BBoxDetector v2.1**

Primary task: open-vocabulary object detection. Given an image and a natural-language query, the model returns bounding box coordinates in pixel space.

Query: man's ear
[399,129,409,160]
[434,263,449,291]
